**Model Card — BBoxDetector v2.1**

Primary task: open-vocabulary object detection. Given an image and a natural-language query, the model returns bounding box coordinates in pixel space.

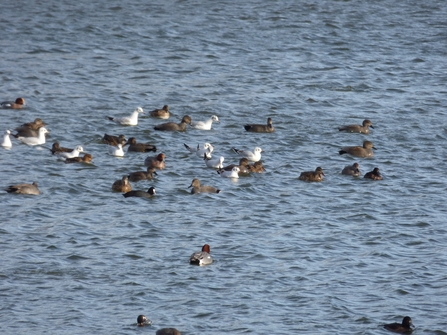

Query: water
[1,0,447,334]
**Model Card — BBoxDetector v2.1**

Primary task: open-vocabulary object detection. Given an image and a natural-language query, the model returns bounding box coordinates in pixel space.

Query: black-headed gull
[232,147,263,162]
[184,142,214,157]
[1,130,12,148]
[108,143,125,157]
[16,127,49,145]
[188,179,221,194]
[149,105,170,119]
[57,145,85,159]
[190,115,220,130]
[107,107,144,126]
[203,153,224,169]
[244,117,274,133]
[217,166,240,178]
[189,244,213,265]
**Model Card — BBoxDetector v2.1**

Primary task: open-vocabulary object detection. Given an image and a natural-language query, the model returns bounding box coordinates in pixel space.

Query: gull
[184,142,214,157]
[107,107,144,126]
[57,145,85,159]
[108,143,125,157]
[217,166,240,178]
[203,153,224,169]
[1,130,12,148]
[190,115,220,130]
[16,127,49,145]
[232,147,263,162]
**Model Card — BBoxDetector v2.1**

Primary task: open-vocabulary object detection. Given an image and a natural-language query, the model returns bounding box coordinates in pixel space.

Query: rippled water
[1,0,447,334]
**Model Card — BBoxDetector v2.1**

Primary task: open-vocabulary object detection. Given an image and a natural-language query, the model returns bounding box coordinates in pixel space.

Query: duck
[203,153,224,169]
[154,115,191,131]
[136,315,152,327]
[190,244,213,265]
[56,145,85,159]
[232,147,263,162]
[144,153,165,169]
[1,130,12,148]
[15,118,46,135]
[248,161,266,173]
[102,134,126,146]
[64,153,93,164]
[190,115,220,130]
[156,328,181,335]
[50,142,73,155]
[5,182,40,195]
[1,97,25,109]
[188,179,221,194]
[149,105,170,119]
[125,137,157,152]
[16,127,49,145]
[107,107,144,126]
[112,175,132,192]
[108,143,125,157]
[341,162,361,176]
[383,316,414,333]
[298,167,325,182]
[339,140,375,157]
[222,158,250,174]
[123,187,156,198]
[217,166,240,178]
[244,117,274,133]
[339,119,374,134]
[184,142,214,157]
[128,167,158,182]
[364,167,383,180]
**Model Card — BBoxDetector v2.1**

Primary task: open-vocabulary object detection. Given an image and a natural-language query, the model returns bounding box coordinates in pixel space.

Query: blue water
[1,0,447,334]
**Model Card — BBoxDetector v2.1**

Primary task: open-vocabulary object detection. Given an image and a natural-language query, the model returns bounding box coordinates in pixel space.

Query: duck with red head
[144,153,165,170]
[1,97,25,109]
[190,244,213,266]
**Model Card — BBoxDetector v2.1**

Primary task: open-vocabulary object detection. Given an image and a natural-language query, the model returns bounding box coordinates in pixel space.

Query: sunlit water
[1,0,447,334]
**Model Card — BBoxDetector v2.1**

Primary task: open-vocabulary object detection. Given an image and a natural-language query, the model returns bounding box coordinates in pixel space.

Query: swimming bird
[1,130,12,147]
[5,182,40,195]
[341,162,361,176]
[232,147,263,162]
[102,133,126,146]
[123,187,156,198]
[190,244,213,265]
[154,115,191,131]
[222,158,250,174]
[125,137,157,152]
[16,127,49,145]
[56,145,85,159]
[203,153,224,169]
[112,175,132,192]
[184,142,214,157]
[64,154,93,164]
[144,153,165,169]
[107,107,144,126]
[217,166,240,178]
[156,328,181,335]
[339,140,375,157]
[50,142,73,155]
[383,316,414,333]
[364,167,383,180]
[15,118,46,136]
[339,119,374,134]
[149,105,170,119]
[128,167,158,182]
[136,315,152,326]
[248,161,266,173]
[1,97,25,109]
[244,117,275,133]
[190,115,220,130]
[298,167,325,182]
[188,179,221,194]
[108,143,125,157]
